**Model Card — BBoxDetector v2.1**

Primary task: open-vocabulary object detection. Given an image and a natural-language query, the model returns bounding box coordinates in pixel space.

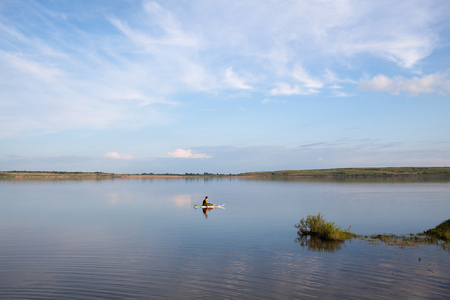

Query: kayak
[193,204,225,209]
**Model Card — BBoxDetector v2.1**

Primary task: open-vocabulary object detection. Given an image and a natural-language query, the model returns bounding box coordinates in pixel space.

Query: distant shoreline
[241,167,450,178]
[1,167,450,180]
[0,171,233,180]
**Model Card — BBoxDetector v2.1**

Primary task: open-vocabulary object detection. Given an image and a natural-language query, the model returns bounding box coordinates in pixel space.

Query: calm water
[1,178,449,299]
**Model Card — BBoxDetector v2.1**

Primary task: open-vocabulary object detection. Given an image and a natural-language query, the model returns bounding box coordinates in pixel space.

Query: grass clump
[294,215,449,251]
[425,219,450,241]
[294,213,356,242]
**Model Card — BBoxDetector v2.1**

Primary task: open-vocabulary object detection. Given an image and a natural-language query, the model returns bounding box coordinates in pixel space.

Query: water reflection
[202,207,214,218]
[295,234,346,253]
[2,178,450,299]
[170,194,193,207]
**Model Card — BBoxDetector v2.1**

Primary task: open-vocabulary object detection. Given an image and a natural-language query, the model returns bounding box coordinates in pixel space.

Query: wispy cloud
[0,2,182,137]
[298,139,406,152]
[1,51,65,83]
[359,73,450,95]
[342,36,436,69]
[108,2,212,93]
[320,2,440,69]
[166,149,211,159]
[270,82,319,96]
[262,98,286,104]
[329,85,355,97]
[1,1,447,138]
[104,152,133,160]
[270,83,300,96]
[292,64,324,90]
[110,2,199,51]
[223,67,252,90]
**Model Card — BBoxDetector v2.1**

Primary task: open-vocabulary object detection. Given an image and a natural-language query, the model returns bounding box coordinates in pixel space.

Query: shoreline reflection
[295,235,346,253]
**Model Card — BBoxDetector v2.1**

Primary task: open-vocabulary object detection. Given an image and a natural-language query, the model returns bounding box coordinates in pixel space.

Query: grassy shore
[243,167,450,178]
[1,167,450,180]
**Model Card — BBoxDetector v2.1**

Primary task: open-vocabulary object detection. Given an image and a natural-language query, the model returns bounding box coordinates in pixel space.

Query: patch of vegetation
[294,213,357,242]
[244,167,450,178]
[425,219,450,241]
[364,233,439,248]
[295,215,450,252]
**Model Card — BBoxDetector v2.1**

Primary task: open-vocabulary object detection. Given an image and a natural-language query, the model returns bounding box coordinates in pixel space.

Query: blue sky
[1,0,449,174]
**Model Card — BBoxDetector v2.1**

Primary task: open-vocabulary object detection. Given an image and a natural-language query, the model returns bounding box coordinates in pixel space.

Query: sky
[1,0,450,174]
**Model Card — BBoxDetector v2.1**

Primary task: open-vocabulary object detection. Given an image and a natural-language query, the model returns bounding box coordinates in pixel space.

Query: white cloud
[270,83,300,95]
[262,98,287,104]
[223,67,252,90]
[0,2,185,138]
[292,64,323,89]
[109,8,211,93]
[270,82,319,96]
[111,2,199,50]
[329,85,355,97]
[1,51,64,83]
[324,69,357,84]
[341,35,436,69]
[0,0,448,140]
[269,66,355,96]
[378,38,433,69]
[203,1,442,71]
[167,149,211,159]
[104,152,133,160]
[319,2,440,69]
[359,73,450,95]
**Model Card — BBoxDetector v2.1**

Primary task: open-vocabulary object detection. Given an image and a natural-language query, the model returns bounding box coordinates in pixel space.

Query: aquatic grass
[425,219,450,241]
[294,213,356,242]
[295,215,450,251]
[367,234,431,247]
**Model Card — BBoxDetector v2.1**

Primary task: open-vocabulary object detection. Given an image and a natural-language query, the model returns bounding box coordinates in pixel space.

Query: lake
[1,177,449,299]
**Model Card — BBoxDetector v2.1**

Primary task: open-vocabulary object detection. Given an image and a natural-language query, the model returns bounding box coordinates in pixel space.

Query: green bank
[243,167,450,178]
[2,167,450,180]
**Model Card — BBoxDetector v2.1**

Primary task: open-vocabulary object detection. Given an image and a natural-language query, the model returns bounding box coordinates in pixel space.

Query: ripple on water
[1,178,450,299]
[1,237,450,299]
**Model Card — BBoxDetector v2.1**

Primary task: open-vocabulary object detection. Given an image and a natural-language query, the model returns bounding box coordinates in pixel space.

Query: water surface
[1,178,449,299]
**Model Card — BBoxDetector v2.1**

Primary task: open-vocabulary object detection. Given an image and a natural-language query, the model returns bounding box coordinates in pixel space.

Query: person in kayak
[202,196,214,206]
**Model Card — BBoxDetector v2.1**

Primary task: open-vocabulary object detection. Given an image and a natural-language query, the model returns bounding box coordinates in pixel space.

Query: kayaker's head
[205,196,208,199]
